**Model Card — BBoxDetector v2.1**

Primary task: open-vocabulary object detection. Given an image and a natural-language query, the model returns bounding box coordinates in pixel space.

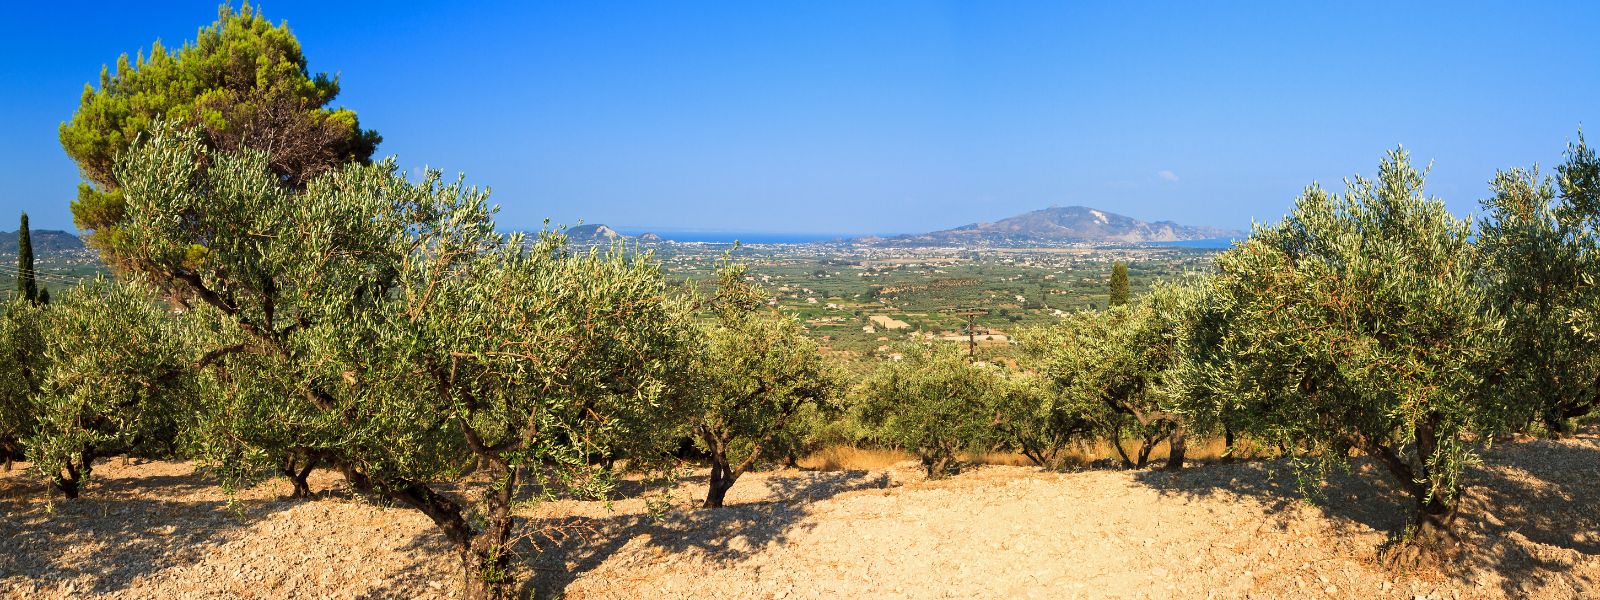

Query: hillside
[860,206,1243,246]
[0,229,84,255]
[565,224,626,241]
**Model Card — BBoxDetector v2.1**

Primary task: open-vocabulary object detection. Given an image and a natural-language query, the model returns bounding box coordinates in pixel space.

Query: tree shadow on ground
[519,468,892,598]
[1130,438,1600,597]
[0,462,293,595]
[1457,438,1600,597]
[350,529,457,600]
[1130,453,1415,536]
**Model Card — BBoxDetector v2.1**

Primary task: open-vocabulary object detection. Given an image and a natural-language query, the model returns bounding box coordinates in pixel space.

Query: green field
[647,242,1223,363]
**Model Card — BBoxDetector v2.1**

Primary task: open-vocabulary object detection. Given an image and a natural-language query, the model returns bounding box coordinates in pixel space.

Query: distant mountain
[0,229,85,255]
[860,206,1243,246]
[565,224,626,241]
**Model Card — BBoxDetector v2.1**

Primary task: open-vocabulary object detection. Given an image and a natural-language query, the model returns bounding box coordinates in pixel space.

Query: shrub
[1022,282,1196,470]
[0,300,45,471]
[986,371,1100,469]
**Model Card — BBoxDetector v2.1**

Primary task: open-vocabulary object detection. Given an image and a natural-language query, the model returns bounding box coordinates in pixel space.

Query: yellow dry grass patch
[799,437,1243,471]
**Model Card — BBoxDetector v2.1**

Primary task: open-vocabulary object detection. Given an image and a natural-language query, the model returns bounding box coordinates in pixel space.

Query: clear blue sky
[3,1,1597,234]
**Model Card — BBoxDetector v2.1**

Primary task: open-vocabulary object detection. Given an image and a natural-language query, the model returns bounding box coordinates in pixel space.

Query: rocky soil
[1,437,1596,599]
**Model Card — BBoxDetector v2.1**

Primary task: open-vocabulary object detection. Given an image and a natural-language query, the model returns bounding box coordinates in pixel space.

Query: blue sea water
[1146,237,1240,249]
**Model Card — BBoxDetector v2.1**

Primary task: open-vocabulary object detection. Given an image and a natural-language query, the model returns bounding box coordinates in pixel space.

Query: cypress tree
[16,212,37,304]
[1108,261,1130,307]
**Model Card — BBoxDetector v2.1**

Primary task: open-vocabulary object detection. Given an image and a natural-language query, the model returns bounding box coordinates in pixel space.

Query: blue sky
[3,1,1598,234]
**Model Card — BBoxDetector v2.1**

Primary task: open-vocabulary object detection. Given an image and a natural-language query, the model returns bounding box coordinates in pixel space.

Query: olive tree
[1477,136,1600,435]
[857,345,997,478]
[113,124,687,599]
[26,278,198,498]
[686,263,837,508]
[1022,283,1195,471]
[332,232,690,597]
[986,371,1101,469]
[0,300,45,471]
[1187,150,1504,559]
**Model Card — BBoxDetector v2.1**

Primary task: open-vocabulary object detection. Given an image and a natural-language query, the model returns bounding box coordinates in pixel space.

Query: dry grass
[795,446,913,471]
[800,437,1247,472]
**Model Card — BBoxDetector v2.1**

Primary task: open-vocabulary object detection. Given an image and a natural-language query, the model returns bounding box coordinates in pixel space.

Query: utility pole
[952,309,988,360]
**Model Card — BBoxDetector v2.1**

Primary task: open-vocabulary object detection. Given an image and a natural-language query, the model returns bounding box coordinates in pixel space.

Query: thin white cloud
[1157,170,1179,182]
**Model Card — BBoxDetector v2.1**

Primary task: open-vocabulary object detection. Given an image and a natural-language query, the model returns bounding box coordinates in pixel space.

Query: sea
[1146,237,1240,249]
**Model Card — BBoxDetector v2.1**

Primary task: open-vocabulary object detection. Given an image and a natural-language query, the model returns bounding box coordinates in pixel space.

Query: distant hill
[565,224,626,241]
[859,206,1243,246]
[0,229,85,255]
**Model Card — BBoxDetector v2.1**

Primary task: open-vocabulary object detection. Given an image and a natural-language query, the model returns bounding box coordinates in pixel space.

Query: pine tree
[16,213,36,304]
[61,5,381,267]
[1108,261,1130,307]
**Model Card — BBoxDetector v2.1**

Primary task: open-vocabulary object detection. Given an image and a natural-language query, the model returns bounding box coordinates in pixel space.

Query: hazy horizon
[4,2,1598,234]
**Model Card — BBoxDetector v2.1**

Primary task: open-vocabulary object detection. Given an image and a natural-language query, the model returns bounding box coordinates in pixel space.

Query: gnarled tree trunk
[342,464,522,600]
[1163,425,1186,471]
[281,452,318,499]
[922,454,955,479]
[52,449,96,499]
[1356,415,1464,566]
[704,461,738,508]
[1222,424,1237,463]
[700,428,767,508]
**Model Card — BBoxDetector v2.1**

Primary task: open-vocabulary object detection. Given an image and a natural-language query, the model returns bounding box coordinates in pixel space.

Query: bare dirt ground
[1,437,1596,599]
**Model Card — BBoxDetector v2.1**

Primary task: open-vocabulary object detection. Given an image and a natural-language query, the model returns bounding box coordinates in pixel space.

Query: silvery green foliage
[1188,150,1502,531]
[111,122,498,484]
[26,278,198,496]
[858,344,998,478]
[686,262,837,506]
[1021,281,1195,469]
[0,300,46,467]
[1477,136,1600,433]
[351,230,692,496]
[112,123,690,596]
[984,370,1099,469]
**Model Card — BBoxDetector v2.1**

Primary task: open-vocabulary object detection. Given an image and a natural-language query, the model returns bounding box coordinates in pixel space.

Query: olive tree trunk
[704,461,738,508]
[700,429,767,509]
[342,464,522,599]
[1222,424,1237,463]
[1163,425,1186,471]
[1356,415,1464,565]
[52,449,96,499]
[281,452,318,499]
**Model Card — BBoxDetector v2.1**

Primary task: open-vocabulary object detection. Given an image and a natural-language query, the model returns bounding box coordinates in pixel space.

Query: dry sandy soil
[1,437,1597,599]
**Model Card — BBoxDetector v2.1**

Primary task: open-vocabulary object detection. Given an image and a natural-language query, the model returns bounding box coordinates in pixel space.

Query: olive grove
[9,4,1600,593]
